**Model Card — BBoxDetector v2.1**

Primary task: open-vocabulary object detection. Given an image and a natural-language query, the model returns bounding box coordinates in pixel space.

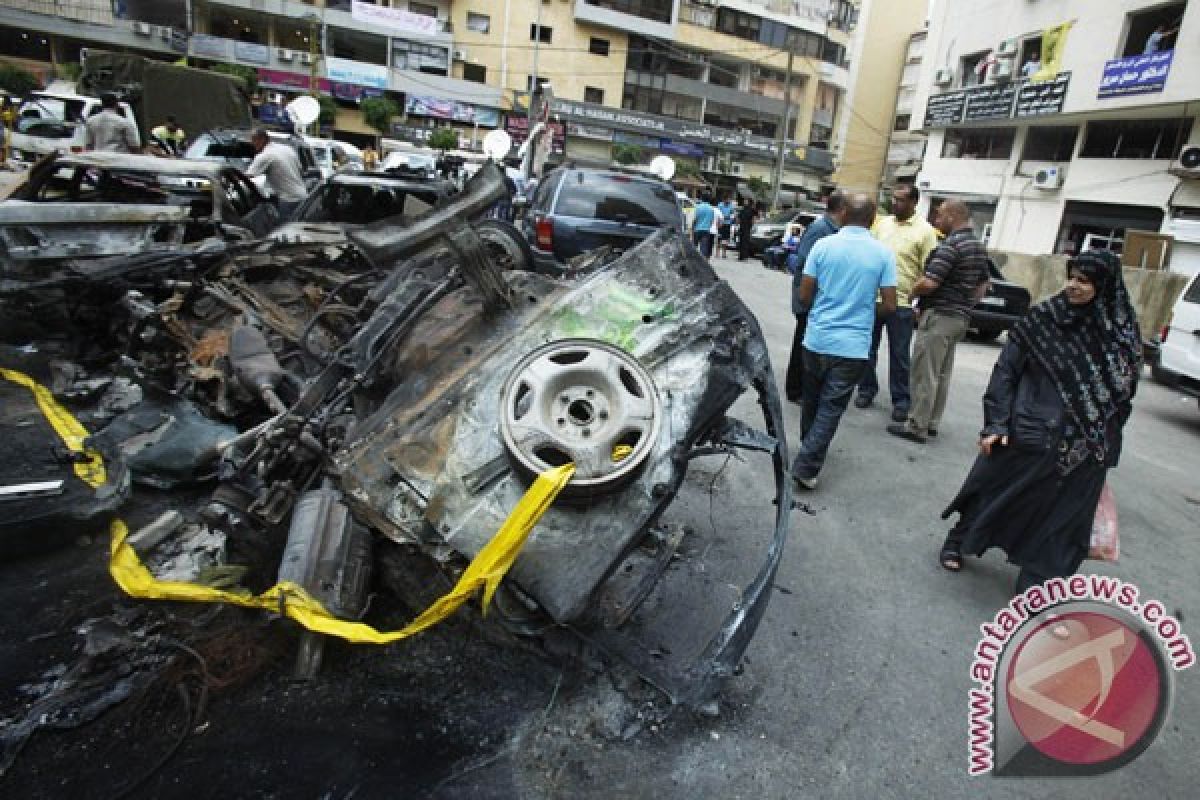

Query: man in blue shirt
[692,192,716,258]
[785,191,846,403]
[792,193,897,489]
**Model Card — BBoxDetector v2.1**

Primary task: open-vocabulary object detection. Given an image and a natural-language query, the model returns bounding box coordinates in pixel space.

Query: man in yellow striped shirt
[855,185,939,421]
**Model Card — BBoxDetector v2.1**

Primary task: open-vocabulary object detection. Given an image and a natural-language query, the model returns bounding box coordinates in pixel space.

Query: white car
[1157,272,1200,410]
[303,136,364,178]
[9,90,140,162]
[380,149,437,177]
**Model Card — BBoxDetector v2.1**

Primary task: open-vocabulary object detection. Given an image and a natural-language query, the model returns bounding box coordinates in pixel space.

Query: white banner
[325,56,389,89]
[351,1,440,36]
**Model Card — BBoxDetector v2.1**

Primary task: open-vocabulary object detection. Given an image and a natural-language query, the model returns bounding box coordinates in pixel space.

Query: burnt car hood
[0,201,189,263]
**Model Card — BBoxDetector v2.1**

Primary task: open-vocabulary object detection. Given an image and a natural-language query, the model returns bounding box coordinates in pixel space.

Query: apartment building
[912,0,1200,275]
[0,0,867,195]
[877,29,927,193]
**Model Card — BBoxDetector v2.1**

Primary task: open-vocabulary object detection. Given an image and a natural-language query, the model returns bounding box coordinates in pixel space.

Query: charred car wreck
[0,163,790,710]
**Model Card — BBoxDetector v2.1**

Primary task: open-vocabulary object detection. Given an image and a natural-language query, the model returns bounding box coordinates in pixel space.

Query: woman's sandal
[940,548,963,572]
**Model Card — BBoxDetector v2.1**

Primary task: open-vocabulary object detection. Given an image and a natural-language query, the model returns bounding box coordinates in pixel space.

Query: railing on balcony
[5,0,116,26]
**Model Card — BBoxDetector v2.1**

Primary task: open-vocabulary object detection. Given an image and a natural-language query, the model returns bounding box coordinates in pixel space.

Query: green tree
[428,127,459,152]
[55,62,82,84]
[746,176,771,200]
[675,159,702,180]
[317,95,337,127]
[0,62,40,95]
[211,63,258,96]
[612,142,642,165]
[361,96,399,143]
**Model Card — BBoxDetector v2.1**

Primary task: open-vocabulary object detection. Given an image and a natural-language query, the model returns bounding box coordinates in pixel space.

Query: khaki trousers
[907,308,969,435]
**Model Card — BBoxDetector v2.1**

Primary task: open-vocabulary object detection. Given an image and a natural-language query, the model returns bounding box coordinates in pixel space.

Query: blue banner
[1098,50,1173,98]
[659,139,705,157]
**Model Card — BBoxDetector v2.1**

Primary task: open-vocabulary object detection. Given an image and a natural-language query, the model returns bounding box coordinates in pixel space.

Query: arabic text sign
[1098,51,1173,98]
[963,83,1017,122]
[351,0,440,36]
[325,57,389,89]
[1015,73,1070,117]
[234,41,270,65]
[191,34,230,59]
[406,96,500,128]
[923,90,966,128]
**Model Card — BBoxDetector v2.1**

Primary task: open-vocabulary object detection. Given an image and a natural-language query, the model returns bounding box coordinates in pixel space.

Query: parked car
[380,149,438,178]
[749,208,818,260]
[3,152,279,250]
[519,166,685,274]
[183,129,321,196]
[304,136,364,178]
[270,172,456,245]
[965,259,1032,340]
[9,89,140,162]
[1154,271,1200,409]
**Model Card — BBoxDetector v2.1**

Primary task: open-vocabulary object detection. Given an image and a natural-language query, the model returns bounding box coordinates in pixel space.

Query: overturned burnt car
[0,163,790,708]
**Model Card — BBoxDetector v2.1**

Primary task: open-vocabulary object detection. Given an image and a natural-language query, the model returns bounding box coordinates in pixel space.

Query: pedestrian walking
[737,200,757,261]
[785,191,846,404]
[716,193,734,257]
[937,250,1140,592]
[855,185,939,422]
[84,93,138,153]
[791,194,896,489]
[887,200,988,443]
[692,192,716,259]
[245,128,309,221]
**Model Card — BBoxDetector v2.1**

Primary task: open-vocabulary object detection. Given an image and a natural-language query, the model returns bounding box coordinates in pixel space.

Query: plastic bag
[1089,482,1119,562]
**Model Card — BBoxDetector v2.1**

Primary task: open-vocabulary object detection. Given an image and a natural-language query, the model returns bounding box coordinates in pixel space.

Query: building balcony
[205,0,454,45]
[625,71,788,118]
[574,0,678,41]
[818,61,850,91]
[0,2,178,55]
[390,69,503,110]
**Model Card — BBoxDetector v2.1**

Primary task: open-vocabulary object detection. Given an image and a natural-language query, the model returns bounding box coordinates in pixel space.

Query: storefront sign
[406,96,500,128]
[191,34,230,59]
[1015,72,1070,117]
[566,123,612,141]
[659,139,705,157]
[1098,51,1173,98]
[963,82,1018,122]
[505,116,565,155]
[258,69,329,93]
[234,41,270,65]
[325,57,389,90]
[351,0,440,36]
[923,90,966,127]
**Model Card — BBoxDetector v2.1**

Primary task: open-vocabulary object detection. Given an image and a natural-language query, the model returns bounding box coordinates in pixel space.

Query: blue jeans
[857,306,914,412]
[694,230,715,258]
[792,348,866,480]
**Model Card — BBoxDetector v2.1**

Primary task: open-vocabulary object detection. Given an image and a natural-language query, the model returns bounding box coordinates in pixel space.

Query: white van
[1157,272,1200,409]
[9,90,140,162]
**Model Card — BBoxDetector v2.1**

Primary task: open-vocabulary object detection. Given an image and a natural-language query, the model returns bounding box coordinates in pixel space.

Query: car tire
[477,219,535,272]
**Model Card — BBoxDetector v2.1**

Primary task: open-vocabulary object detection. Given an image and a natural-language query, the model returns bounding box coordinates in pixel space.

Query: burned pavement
[0,162,792,797]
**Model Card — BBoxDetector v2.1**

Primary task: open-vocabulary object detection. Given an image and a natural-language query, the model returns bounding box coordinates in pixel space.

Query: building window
[463,63,486,83]
[589,37,610,56]
[530,24,552,43]
[583,0,672,25]
[893,114,911,132]
[393,39,450,75]
[1080,118,1193,159]
[409,2,438,18]
[527,75,550,92]
[960,51,990,88]
[584,86,605,104]
[942,127,1016,159]
[1022,126,1078,161]
[1120,2,1185,57]
[466,12,490,34]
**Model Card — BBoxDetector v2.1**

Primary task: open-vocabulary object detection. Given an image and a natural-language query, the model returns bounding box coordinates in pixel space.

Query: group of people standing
[781,185,1140,593]
[691,192,761,262]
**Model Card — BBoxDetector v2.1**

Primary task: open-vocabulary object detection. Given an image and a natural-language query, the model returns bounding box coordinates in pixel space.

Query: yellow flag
[1031,21,1074,83]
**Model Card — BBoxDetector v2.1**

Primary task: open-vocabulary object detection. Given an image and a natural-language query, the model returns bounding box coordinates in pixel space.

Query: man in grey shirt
[246,129,309,220]
[85,94,139,153]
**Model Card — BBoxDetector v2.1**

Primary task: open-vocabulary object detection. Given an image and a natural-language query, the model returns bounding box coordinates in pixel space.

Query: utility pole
[527,0,543,132]
[771,44,795,212]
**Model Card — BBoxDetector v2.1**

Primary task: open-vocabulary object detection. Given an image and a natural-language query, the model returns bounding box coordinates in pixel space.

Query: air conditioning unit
[1034,166,1063,190]
[934,67,954,86]
[277,48,294,62]
[300,52,314,65]
[996,38,1019,57]
[133,21,152,36]
[453,48,469,61]
[1169,145,1200,178]
[989,60,1014,82]
[730,162,745,176]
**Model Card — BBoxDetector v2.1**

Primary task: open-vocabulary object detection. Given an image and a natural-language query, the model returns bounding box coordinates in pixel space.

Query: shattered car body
[0,162,790,708]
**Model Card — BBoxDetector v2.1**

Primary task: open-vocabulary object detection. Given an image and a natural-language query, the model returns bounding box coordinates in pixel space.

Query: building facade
[912,0,1200,275]
[0,0,876,196]
[880,29,927,192]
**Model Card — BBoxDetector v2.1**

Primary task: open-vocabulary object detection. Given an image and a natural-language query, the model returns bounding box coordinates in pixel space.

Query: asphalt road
[518,254,1200,799]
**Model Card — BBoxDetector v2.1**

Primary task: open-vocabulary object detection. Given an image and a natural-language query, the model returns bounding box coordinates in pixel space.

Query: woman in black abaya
[939,249,1141,593]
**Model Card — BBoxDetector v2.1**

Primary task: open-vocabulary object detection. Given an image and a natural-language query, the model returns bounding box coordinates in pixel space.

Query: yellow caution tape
[109,462,576,644]
[0,367,107,488]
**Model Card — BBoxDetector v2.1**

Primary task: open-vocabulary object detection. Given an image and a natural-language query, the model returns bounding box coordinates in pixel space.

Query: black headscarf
[1010,249,1141,474]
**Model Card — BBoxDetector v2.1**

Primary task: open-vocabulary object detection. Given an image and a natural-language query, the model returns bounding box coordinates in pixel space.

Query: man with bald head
[888,199,989,443]
[791,192,897,489]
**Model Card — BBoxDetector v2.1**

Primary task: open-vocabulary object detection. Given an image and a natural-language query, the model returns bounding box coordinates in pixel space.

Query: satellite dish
[286,95,321,128]
[650,155,676,182]
[482,129,512,161]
